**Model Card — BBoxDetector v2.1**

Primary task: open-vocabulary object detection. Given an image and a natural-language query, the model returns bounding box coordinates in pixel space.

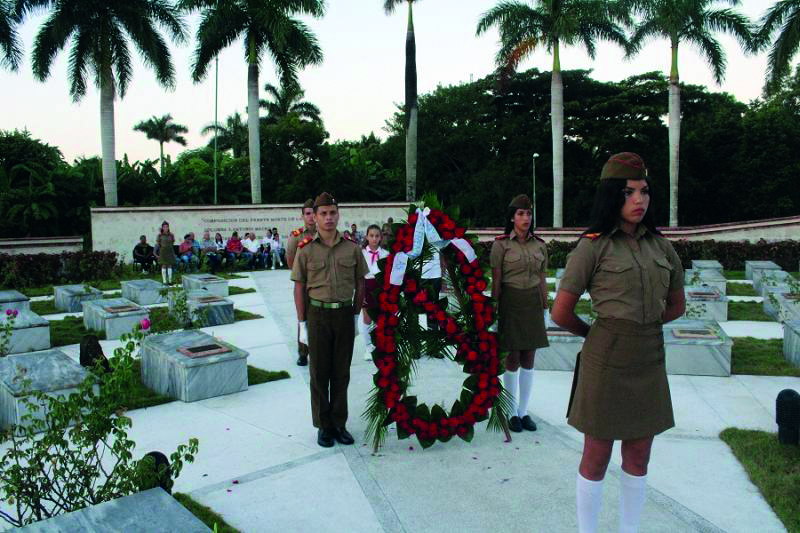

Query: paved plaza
[4,270,795,532]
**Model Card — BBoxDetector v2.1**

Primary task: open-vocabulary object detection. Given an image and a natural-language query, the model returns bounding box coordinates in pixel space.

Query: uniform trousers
[307,304,355,429]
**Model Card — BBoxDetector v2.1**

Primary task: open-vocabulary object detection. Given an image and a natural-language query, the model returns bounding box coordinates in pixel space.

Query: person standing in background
[156,221,176,285]
[287,199,317,366]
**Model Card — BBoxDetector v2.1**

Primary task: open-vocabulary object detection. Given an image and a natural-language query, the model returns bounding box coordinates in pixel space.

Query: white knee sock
[359,318,373,359]
[576,472,604,533]
[517,367,534,417]
[502,369,519,416]
[619,470,647,533]
[166,267,172,283]
[161,268,167,284]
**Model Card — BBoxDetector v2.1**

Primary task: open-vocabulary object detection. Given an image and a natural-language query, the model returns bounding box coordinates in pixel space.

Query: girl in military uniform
[156,221,177,285]
[490,194,549,433]
[552,153,685,533]
[359,224,388,360]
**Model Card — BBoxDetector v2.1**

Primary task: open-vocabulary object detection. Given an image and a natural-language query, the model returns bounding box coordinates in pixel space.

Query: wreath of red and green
[364,202,510,450]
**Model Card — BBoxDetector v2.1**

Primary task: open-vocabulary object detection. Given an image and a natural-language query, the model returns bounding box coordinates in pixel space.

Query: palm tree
[0,0,21,71]
[757,0,800,95]
[183,0,325,205]
[133,114,188,177]
[384,0,420,202]
[19,0,185,207]
[477,1,629,227]
[627,0,752,226]
[259,79,323,125]
[201,111,249,158]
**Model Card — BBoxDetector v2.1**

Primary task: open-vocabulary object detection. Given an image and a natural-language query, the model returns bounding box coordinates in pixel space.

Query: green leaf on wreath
[402,396,418,410]
[464,374,478,392]
[437,296,448,311]
[397,423,410,440]
[437,433,453,443]
[416,404,430,421]
[459,425,475,443]
[459,389,473,406]
[382,412,394,427]
[418,435,437,449]
[450,399,463,417]
[431,404,447,422]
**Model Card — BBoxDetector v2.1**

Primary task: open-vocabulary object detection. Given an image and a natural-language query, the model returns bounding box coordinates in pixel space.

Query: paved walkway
[6,271,797,532]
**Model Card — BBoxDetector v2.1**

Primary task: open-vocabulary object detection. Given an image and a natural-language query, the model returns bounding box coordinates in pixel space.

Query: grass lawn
[731,337,800,377]
[233,309,262,321]
[30,298,59,315]
[724,270,746,280]
[720,428,800,532]
[727,283,758,297]
[228,286,256,296]
[174,493,241,533]
[50,316,105,347]
[728,302,773,321]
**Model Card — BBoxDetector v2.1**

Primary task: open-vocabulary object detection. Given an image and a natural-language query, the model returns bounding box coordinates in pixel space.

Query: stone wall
[0,237,83,255]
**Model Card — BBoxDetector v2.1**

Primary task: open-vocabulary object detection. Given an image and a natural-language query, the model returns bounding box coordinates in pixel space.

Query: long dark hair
[583,177,660,237]
[502,207,535,238]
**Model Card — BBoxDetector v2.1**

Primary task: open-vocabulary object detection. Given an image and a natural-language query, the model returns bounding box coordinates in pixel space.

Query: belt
[309,299,352,309]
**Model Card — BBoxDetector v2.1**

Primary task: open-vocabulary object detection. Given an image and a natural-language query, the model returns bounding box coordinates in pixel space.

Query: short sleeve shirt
[286,226,315,265]
[490,233,548,290]
[291,231,370,302]
[559,225,684,324]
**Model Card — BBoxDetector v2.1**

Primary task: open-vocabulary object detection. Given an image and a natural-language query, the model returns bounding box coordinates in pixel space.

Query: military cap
[302,198,314,209]
[509,194,533,210]
[313,192,337,208]
[600,152,647,180]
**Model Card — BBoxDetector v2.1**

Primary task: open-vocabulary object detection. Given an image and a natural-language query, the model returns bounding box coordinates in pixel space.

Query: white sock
[359,318,373,359]
[619,470,647,533]
[517,367,534,417]
[502,369,519,417]
[576,472,604,533]
[166,267,172,283]
[161,268,167,284]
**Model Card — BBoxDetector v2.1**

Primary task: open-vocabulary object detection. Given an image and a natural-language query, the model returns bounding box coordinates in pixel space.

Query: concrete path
[6,271,796,532]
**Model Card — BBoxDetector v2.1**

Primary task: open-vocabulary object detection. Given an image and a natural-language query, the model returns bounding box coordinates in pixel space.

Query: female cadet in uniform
[490,194,549,433]
[156,221,177,285]
[551,153,685,533]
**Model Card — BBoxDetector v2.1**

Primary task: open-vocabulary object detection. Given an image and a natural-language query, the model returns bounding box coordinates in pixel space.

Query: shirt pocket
[531,249,545,273]
[596,259,634,296]
[654,256,673,288]
[306,260,327,288]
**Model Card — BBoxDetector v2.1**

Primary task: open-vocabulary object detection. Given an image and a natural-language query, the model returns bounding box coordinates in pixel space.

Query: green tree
[201,111,249,158]
[259,79,323,125]
[627,0,753,226]
[757,0,800,94]
[184,0,325,204]
[477,0,629,227]
[384,0,422,202]
[0,0,21,70]
[20,0,186,207]
[133,114,188,177]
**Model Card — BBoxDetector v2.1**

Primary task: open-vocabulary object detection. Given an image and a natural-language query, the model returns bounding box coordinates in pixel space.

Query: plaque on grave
[171,290,235,327]
[121,279,166,305]
[1,309,50,354]
[745,260,781,281]
[181,274,229,297]
[54,284,103,313]
[141,330,248,402]
[684,286,728,321]
[0,290,30,312]
[82,298,148,340]
[663,319,732,376]
[763,287,800,321]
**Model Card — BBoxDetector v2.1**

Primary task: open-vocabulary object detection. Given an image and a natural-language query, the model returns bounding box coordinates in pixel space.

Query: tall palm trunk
[668,40,680,227]
[100,68,117,207]
[247,40,262,204]
[405,1,417,202]
[551,41,564,228]
[159,141,165,177]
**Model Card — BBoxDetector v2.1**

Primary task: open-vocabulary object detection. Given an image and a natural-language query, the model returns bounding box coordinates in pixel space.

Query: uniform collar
[611,223,649,240]
[509,231,532,242]
[312,230,342,246]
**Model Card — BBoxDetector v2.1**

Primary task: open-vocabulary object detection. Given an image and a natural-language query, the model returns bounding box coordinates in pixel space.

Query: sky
[1,0,772,164]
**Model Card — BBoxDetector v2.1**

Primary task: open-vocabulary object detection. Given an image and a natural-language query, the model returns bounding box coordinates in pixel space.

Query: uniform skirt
[567,318,674,440]
[498,286,548,351]
[157,235,177,267]
[363,278,379,309]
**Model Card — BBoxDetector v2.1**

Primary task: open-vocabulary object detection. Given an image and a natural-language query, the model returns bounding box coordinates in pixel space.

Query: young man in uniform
[291,192,369,448]
[287,199,317,366]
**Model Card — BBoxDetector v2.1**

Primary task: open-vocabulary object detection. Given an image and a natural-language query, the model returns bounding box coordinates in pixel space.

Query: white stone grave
[533,311,587,371]
[684,286,728,322]
[762,288,800,322]
[554,268,565,291]
[2,309,50,354]
[0,349,90,430]
[82,298,148,339]
[784,319,800,367]
[691,260,723,276]
[54,284,103,312]
[121,279,166,305]
[753,269,793,295]
[181,274,229,297]
[141,330,248,402]
[745,260,781,281]
[663,320,732,377]
[684,269,727,295]
[0,290,30,312]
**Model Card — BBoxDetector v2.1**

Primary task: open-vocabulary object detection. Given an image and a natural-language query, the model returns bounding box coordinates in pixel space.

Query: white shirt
[422,249,442,279]
[242,238,260,254]
[271,236,283,252]
[362,246,389,279]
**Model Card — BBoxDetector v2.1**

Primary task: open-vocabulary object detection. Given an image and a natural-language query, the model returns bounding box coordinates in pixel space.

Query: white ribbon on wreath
[389,207,477,286]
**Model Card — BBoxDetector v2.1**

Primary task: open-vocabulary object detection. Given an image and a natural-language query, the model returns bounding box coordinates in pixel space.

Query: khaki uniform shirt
[490,234,548,290]
[286,225,316,266]
[291,231,369,303]
[559,225,683,324]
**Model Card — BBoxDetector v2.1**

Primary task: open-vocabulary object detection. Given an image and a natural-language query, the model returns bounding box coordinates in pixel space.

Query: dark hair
[232,231,238,238]
[364,224,382,248]
[215,233,223,242]
[583,177,660,237]
[502,206,535,238]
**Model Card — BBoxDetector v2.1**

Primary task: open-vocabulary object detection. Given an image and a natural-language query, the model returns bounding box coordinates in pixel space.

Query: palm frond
[684,26,726,84]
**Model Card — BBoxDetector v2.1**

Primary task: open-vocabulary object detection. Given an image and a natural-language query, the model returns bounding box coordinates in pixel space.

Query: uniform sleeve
[664,240,684,290]
[490,240,504,270]
[290,247,307,283]
[559,238,596,295]
[286,235,298,261]
[355,245,370,280]
[541,241,549,273]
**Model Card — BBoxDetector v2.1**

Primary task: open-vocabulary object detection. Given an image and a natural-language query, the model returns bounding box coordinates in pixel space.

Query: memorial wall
[91,203,408,260]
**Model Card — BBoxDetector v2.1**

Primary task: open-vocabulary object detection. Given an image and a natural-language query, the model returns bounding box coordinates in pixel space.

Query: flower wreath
[364,198,511,450]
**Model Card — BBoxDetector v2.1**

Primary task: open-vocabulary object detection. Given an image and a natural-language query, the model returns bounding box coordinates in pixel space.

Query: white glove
[354,315,360,336]
[299,321,308,345]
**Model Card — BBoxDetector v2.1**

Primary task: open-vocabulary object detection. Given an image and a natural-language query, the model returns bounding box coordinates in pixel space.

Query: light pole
[213,55,218,205]
[532,153,539,228]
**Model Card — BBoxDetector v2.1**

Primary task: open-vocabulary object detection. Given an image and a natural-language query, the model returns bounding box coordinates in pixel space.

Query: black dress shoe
[334,427,355,445]
[509,416,523,433]
[520,415,538,432]
[296,355,308,366]
[317,428,335,448]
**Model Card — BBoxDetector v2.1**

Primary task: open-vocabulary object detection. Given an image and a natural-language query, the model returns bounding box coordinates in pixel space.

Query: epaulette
[298,236,313,249]
[495,234,509,240]
[583,233,601,240]
[291,227,302,237]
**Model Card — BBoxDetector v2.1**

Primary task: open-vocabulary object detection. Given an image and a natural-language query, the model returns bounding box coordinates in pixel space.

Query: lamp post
[213,55,218,205]
[532,153,540,228]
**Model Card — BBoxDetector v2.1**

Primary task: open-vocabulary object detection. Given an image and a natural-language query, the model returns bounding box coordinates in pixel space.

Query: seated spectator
[270,227,286,268]
[190,232,201,256]
[225,231,251,268]
[199,231,222,274]
[343,229,353,242]
[133,235,155,272]
[242,232,264,269]
[214,232,227,266]
[260,233,273,269]
[178,234,199,272]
